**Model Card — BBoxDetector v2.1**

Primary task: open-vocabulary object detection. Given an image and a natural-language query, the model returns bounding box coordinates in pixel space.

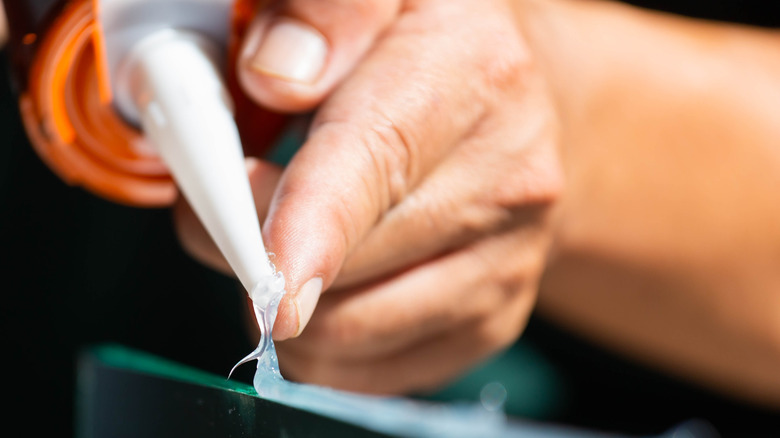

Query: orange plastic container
[4,0,286,207]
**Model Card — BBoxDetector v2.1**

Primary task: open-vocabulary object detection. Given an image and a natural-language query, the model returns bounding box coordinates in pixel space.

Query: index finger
[264,7,495,339]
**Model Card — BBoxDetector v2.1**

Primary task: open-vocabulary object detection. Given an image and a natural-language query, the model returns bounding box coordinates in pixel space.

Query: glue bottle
[3,0,288,298]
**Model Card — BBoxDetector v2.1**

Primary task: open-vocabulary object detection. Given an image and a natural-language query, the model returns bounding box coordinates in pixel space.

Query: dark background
[1,1,779,436]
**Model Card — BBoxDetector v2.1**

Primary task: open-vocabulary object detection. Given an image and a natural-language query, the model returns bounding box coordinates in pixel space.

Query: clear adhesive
[231,276,508,438]
[228,271,286,379]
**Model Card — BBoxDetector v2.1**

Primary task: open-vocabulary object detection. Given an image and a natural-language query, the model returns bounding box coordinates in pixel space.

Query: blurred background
[1,1,778,437]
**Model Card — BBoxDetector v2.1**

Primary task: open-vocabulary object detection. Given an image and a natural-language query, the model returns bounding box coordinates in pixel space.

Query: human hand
[176,0,563,394]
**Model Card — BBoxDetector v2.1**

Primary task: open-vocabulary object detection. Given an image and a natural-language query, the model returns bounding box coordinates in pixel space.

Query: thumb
[237,0,401,112]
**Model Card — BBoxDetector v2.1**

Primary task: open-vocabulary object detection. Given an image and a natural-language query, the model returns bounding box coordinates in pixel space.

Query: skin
[172,0,780,408]
[180,0,563,394]
[524,0,780,408]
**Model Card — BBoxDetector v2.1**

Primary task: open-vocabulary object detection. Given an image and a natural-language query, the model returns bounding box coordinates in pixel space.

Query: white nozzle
[115,29,274,295]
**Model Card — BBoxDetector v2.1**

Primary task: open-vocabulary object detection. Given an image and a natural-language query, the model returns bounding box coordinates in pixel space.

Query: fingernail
[250,19,327,83]
[294,277,322,337]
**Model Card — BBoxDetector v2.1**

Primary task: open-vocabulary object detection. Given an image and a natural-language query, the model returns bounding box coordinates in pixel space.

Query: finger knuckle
[482,42,534,95]
[487,127,564,209]
[328,191,364,256]
[361,115,415,208]
[458,8,535,98]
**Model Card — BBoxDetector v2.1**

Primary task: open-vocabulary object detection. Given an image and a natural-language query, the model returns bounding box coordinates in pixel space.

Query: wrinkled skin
[175,0,562,395]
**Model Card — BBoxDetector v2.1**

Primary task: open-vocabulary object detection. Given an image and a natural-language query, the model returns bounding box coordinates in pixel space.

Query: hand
[176,0,563,394]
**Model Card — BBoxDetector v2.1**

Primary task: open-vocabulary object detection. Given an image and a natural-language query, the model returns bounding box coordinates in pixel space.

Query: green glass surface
[88,343,257,396]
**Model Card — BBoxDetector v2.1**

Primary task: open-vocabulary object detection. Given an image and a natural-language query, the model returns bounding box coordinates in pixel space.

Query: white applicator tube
[114,29,275,298]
